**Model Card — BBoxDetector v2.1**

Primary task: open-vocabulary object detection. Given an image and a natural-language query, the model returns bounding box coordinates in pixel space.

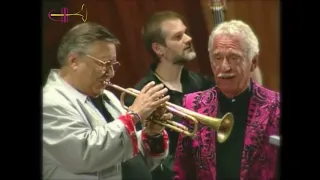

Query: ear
[250,55,259,72]
[151,42,164,57]
[67,52,80,70]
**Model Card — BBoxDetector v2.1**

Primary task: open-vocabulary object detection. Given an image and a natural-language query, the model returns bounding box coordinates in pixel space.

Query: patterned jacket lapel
[240,82,270,179]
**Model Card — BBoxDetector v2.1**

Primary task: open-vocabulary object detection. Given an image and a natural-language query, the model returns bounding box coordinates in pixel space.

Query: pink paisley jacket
[173,81,280,180]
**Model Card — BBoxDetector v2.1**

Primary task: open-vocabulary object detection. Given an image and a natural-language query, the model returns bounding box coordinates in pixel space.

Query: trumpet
[107,82,234,143]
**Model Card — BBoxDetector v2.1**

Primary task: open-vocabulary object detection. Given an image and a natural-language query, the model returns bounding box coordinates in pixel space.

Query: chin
[99,88,105,94]
[185,52,196,60]
[93,84,106,95]
[99,84,107,92]
[216,83,237,93]
[174,53,196,65]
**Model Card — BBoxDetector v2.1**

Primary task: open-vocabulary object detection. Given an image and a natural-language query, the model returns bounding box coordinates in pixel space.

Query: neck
[59,67,85,95]
[59,67,73,84]
[223,89,246,99]
[155,61,183,83]
[220,80,251,99]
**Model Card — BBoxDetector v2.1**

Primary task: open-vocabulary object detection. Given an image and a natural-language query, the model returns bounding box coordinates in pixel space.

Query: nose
[220,58,231,71]
[184,34,192,43]
[104,66,115,78]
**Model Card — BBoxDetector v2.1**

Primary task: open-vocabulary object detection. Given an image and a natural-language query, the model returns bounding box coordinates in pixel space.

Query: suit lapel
[240,83,269,179]
[198,88,218,176]
[78,100,107,127]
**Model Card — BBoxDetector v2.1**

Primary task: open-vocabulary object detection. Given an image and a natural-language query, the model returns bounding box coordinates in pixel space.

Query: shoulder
[133,75,156,90]
[254,85,280,131]
[43,83,68,107]
[254,84,280,117]
[255,84,280,104]
[186,70,215,89]
[188,71,211,81]
[188,71,214,83]
[42,84,80,118]
[123,76,154,106]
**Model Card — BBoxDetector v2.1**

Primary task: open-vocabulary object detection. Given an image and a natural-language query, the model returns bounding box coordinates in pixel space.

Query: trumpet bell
[215,112,234,143]
[182,107,234,143]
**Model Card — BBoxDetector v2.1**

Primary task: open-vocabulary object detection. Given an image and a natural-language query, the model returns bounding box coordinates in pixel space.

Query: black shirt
[215,85,252,180]
[89,95,114,123]
[124,63,215,173]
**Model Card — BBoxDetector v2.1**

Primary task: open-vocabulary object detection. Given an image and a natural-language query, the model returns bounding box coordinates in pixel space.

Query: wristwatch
[127,110,141,123]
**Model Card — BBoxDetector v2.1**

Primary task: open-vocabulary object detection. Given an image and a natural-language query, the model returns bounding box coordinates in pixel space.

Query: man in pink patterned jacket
[173,20,280,180]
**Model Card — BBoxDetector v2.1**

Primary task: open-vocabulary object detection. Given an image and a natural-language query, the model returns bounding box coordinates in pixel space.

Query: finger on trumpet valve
[152,106,168,119]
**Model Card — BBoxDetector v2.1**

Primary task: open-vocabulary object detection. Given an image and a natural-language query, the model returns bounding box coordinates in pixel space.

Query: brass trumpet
[107,82,234,143]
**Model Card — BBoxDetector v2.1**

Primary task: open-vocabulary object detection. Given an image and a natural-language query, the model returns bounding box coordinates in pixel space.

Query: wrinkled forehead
[212,34,244,54]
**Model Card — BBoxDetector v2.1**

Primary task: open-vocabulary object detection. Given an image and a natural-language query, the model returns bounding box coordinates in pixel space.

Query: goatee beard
[172,52,196,65]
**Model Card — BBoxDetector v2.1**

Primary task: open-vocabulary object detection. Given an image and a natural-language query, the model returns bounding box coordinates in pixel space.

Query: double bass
[209,0,227,27]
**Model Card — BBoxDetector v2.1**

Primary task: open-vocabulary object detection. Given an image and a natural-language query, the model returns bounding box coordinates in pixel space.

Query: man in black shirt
[124,11,215,180]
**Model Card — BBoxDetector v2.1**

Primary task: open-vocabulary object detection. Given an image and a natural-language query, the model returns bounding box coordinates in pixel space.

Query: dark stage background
[42,0,280,97]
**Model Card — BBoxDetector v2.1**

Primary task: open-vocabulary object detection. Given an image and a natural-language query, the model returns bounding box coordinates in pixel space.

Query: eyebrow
[87,54,117,64]
[96,55,113,59]
[172,27,187,36]
[98,55,117,61]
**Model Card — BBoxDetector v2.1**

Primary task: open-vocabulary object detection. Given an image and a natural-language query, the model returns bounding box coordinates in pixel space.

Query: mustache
[217,73,236,78]
[184,44,194,50]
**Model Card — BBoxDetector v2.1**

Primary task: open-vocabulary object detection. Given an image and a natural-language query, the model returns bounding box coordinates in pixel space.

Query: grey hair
[208,20,259,61]
[57,22,120,66]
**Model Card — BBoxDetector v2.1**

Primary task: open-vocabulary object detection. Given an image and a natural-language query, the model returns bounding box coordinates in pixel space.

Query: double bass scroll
[208,0,227,26]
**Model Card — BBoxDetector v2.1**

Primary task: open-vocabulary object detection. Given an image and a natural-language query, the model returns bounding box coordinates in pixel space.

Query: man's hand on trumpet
[143,106,173,136]
[128,81,170,124]
[141,106,172,155]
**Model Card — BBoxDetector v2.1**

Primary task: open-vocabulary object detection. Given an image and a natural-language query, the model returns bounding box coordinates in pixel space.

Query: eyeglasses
[86,54,121,72]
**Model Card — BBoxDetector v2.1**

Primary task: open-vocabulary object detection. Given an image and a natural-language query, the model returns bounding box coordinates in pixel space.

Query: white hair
[208,20,259,61]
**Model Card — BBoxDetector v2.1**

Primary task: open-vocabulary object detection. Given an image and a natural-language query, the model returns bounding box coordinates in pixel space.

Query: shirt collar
[89,93,111,103]
[148,62,190,85]
[217,80,253,103]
